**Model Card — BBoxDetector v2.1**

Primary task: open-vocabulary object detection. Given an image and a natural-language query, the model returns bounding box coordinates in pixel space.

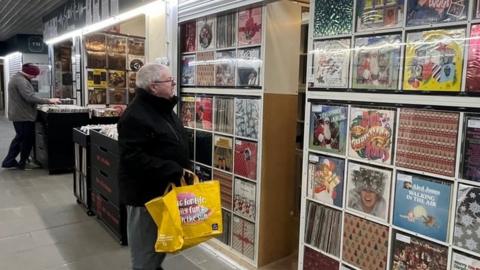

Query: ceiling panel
[0,0,67,41]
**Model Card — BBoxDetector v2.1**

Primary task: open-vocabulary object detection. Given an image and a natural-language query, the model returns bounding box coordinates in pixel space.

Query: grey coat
[8,72,49,122]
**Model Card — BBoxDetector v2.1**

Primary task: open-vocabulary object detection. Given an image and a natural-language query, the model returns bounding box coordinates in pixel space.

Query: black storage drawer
[91,166,120,205]
[90,130,119,155]
[72,128,89,147]
[90,143,119,177]
[91,190,127,245]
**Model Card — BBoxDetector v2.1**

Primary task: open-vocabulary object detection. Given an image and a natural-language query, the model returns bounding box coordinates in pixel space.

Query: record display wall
[179,4,264,263]
[300,1,480,270]
[84,32,145,105]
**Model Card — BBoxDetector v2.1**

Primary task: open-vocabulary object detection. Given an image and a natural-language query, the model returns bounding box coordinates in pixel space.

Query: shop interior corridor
[0,114,241,270]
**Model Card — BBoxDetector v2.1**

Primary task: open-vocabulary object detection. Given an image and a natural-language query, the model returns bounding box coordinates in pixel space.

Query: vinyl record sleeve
[181,21,196,53]
[238,7,262,46]
[356,0,404,31]
[181,55,196,86]
[311,39,351,88]
[237,47,261,87]
[453,184,480,253]
[234,139,258,181]
[466,25,480,93]
[461,115,480,181]
[197,16,216,51]
[346,162,392,221]
[313,0,353,37]
[391,231,448,270]
[309,104,348,154]
[213,135,233,172]
[393,172,452,242]
[215,50,236,87]
[403,28,465,92]
[195,96,213,131]
[235,98,260,139]
[352,34,402,90]
[307,153,345,207]
[406,0,467,26]
[348,107,396,165]
[217,13,236,49]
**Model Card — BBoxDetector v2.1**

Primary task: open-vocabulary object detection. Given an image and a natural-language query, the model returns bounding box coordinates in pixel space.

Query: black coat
[118,89,190,206]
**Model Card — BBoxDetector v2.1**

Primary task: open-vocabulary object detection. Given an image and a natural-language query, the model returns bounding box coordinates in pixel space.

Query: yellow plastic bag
[145,184,184,253]
[175,172,223,248]
[145,171,223,252]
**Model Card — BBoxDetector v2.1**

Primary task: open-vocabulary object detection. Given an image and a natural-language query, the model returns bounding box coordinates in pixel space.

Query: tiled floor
[0,115,241,270]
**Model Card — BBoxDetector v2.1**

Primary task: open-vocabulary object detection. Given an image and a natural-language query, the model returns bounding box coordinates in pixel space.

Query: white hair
[135,63,169,90]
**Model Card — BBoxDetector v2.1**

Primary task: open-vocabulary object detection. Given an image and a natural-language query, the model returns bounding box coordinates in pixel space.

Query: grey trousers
[127,205,166,270]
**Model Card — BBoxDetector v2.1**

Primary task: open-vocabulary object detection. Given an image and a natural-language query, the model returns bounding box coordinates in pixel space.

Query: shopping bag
[175,170,223,248]
[145,184,184,253]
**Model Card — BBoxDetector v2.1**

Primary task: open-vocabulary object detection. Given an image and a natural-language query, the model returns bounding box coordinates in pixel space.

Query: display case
[299,1,480,269]
[179,0,303,267]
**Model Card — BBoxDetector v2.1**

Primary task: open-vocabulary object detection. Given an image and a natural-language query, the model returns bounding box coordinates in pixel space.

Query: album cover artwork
[214,135,233,172]
[461,115,480,181]
[195,96,213,130]
[197,16,216,51]
[128,72,137,89]
[466,25,480,93]
[313,0,353,37]
[216,210,231,245]
[309,104,348,154]
[181,96,195,128]
[186,129,194,161]
[234,178,256,221]
[87,69,108,88]
[346,162,392,221]
[356,0,404,31]
[396,108,459,177]
[181,21,196,53]
[107,53,126,70]
[232,216,255,260]
[194,164,212,182]
[213,169,233,210]
[107,88,127,105]
[195,131,212,166]
[127,37,145,56]
[307,153,345,207]
[238,7,262,46]
[348,107,395,164]
[85,33,106,52]
[343,213,389,270]
[214,97,234,134]
[196,51,215,86]
[393,172,452,242]
[406,0,467,26]
[181,54,196,86]
[451,252,480,270]
[305,201,342,256]
[303,246,340,270]
[88,88,107,104]
[391,231,448,270]
[127,55,144,72]
[312,39,351,88]
[453,184,480,253]
[215,50,236,86]
[86,51,107,68]
[352,34,402,90]
[217,13,236,49]
[235,98,260,139]
[234,139,258,181]
[403,28,465,92]
[108,70,126,88]
[237,47,261,87]
[107,35,127,53]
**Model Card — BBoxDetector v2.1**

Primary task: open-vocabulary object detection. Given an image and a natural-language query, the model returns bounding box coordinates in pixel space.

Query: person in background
[118,63,190,270]
[2,63,61,170]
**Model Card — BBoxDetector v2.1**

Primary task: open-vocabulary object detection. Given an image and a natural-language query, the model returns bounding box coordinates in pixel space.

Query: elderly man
[118,63,190,270]
[2,63,60,170]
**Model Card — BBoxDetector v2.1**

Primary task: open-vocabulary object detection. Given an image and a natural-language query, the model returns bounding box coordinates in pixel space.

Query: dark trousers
[2,121,35,167]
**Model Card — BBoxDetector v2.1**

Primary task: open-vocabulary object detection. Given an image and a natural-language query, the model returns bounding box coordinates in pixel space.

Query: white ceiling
[0,0,67,41]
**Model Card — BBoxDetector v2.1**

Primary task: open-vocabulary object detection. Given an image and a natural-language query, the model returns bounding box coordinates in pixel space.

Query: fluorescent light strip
[45,0,165,45]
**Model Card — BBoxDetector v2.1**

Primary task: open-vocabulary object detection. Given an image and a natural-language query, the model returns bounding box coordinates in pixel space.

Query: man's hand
[48,98,61,104]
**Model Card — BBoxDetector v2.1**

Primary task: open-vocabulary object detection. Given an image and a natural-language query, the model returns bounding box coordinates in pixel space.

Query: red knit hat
[22,63,40,77]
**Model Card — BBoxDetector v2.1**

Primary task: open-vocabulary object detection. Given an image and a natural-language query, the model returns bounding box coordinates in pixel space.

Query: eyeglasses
[152,77,176,85]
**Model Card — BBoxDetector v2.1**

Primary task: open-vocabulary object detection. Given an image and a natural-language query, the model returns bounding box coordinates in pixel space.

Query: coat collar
[136,88,177,113]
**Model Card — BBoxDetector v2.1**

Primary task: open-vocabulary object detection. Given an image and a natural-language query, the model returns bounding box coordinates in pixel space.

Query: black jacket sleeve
[118,115,184,184]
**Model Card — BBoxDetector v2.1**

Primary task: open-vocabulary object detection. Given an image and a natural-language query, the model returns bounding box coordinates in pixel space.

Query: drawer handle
[99,146,108,153]
[100,170,108,178]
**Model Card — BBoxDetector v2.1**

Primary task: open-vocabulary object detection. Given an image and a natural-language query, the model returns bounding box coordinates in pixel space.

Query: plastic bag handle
[180,169,200,186]
[163,183,176,195]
